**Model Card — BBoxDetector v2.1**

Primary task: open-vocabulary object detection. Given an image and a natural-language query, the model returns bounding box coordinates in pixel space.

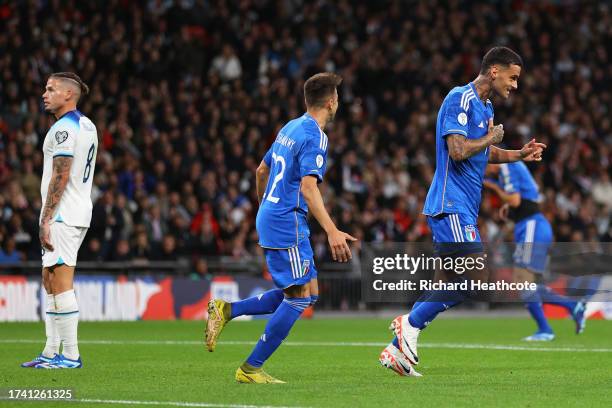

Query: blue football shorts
[264,238,318,289]
[513,213,553,274]
[427,213,484,256]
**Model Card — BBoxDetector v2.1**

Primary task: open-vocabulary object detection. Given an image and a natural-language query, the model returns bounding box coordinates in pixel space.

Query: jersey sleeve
[51,119,79,158]
[297,125,328,183]
[263,147,272,167]
[441,92,470,138]
[499,164,519,193]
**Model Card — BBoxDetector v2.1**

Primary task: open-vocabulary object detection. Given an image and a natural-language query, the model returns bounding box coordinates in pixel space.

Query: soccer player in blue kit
[484,162,586,341]
[205,72,356,383]
[382,47,547,376]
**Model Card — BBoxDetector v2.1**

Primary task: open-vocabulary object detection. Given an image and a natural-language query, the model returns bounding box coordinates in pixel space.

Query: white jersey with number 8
[40,109,98,228]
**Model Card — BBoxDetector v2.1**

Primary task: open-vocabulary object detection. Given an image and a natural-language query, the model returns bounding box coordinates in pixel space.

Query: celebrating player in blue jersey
[484,162,586,341]
[382,47,547,376]
[205,72,356,383]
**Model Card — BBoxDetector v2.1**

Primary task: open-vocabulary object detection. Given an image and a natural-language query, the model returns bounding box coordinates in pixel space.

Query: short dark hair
[50,72,90,100]
[304,72,342,108]
[480,47,523,74]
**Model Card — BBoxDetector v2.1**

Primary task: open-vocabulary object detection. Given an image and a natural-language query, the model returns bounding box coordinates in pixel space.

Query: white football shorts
[41,222,88,267]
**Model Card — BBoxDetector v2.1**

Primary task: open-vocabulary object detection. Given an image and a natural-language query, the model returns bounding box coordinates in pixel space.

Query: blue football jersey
[498,161,541,202]
[256,113,328,248]
[423,83,495,219]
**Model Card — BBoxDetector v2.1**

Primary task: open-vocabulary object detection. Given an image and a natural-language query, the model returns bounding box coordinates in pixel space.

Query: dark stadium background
[0,0,610,312]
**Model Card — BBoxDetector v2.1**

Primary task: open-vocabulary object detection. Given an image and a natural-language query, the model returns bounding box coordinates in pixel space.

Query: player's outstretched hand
[39,222,54,252]
[328,229,357,263]
[488,118,504,145]
[520,138,547,162]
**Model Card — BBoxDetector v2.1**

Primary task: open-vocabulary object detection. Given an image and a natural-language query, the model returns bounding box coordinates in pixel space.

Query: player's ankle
[223,302,232,319]
[63,351,80,360]
[240,362,261,373]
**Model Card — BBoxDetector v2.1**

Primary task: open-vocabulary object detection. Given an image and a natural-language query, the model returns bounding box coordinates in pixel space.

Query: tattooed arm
[447,134,496,162]
[40,156,73,250]
[446,118,505,162]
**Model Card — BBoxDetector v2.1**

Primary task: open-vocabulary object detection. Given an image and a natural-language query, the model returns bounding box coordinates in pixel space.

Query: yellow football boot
[235,367,285,384]
[205,299,230,352]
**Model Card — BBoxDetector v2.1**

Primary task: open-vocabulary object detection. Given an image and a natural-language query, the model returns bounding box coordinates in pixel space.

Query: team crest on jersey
[301,260,311,276]
[55,131,69,144]
[458,112,468,126]
[464,225,477,242]
[316,154,324,168]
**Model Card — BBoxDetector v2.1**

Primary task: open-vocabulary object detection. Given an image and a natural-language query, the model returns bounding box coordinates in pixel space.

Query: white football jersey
[40,110,98,227]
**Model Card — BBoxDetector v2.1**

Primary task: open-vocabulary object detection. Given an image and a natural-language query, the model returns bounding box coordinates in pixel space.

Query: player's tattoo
[447,134,492,161]
[447,118,505,163]
[40,156,73,224]
[488,125,504,144]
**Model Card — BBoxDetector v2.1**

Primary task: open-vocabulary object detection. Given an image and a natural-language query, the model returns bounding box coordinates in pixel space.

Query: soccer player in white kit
[21,72,98,369]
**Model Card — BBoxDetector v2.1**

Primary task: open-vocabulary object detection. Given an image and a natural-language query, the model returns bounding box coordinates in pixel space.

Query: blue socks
[537,284,576,312]
[525,302,552,333]
[246,297,309,368]
[230,289,284,319]
[521,288,552,333]
[412,290,433,311]
[520,284,577,334]
[310,295,319,306]
[408,290,465,330]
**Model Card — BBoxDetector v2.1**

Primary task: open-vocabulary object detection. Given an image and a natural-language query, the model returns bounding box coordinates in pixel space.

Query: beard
[327,109,336,124]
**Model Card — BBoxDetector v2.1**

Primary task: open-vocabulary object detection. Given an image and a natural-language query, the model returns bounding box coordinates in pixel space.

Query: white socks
[42,293,60,358]
[54,289,80,360]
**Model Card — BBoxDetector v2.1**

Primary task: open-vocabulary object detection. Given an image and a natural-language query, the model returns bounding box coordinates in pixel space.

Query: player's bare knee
[284,284,310,299]
[49,264,75,295]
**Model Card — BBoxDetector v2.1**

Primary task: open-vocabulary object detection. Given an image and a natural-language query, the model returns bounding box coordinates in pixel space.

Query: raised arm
[488,139,547,164]
[447,118,504,162]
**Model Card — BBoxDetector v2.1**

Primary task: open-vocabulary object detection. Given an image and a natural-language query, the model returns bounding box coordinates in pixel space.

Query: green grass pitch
[0,318,610,407]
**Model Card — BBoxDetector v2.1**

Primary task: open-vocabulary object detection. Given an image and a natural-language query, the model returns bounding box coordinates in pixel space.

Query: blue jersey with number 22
[256,113,329,249]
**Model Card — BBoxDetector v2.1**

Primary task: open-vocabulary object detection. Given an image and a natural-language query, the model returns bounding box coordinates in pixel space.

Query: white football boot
[390,314,420,365]
[379,343,422,377]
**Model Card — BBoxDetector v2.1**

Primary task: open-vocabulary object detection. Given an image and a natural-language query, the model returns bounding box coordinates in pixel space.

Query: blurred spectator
[132,230,152,261]
[18,159,41,203]
[90,190,124,259]
[144,204,168,244]
[0,237,21,264]
[191,258,209,280]
[111,239,132,262]
[80,238,103,262]
[151,234,179,261]
[210,44,242,81]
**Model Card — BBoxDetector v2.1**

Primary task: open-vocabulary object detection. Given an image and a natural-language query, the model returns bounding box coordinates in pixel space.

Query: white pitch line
[0,398,307,408]
[1,339,611,353]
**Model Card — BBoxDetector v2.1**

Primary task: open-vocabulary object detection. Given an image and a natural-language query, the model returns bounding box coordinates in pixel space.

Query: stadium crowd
[0,0,610,268]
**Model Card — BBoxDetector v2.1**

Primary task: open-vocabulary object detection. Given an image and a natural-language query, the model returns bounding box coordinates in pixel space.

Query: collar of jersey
[303,112,321,130]
[468,82,487,110]
[56,109,79,121]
